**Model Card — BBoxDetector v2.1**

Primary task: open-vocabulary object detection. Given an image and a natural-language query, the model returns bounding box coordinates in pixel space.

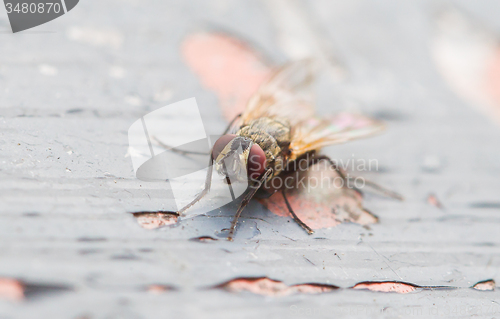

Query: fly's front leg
[152,136,209,156]
[227,169,272,241]
[168,114,243,215]
[222,113,242,135]
[177,154,214,216]
[152,113,242,157]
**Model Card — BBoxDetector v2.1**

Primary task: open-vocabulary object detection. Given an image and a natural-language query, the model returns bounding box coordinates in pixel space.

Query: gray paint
[0,0,499,318]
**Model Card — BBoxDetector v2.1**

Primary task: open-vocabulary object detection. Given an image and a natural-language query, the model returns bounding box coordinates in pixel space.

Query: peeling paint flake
[218,277,337,296]
[132,212,178,230]
[427,193,444,209]
[146,284,175,294]
[260,162,378,230]
[189,236,218,243]
[352,281,419,294]
[0,278,71,301]
[472,279,495,291]
[0,278,24,301]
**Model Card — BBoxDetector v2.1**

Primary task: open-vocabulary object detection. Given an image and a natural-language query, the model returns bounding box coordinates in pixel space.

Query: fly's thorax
[237,117,292,178]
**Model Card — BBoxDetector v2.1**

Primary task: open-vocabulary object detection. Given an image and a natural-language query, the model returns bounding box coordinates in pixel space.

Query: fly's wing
[240,59,384,157]
[289,112,385,160]
[259,159,378,231]
[240,59,317,126]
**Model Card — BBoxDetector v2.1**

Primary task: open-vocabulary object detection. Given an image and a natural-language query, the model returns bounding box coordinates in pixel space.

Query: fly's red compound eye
[212,134,236,160]
[247,144,266,180]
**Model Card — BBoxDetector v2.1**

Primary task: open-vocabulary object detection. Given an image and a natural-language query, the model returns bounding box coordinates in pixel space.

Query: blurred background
[1,1,500,318]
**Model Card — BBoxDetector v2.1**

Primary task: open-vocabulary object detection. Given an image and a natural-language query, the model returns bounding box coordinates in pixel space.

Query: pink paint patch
[0,278,24,301]
[132,212,178,230]
[290,283,338,294]
[427,193,443,209]
[472,279,495,291]
[219,277,337,296]
[189,236,218,242]
[262,192,340,229]
[182,33,272,121]
[259,162,378,230]
[147,284,174,294]
[352,281,418,294]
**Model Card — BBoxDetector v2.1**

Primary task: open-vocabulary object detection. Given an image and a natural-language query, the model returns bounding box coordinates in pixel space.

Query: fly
[167,60,402,240]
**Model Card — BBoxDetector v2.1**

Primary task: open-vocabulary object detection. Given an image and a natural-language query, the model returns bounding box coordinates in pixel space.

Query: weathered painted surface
[1,0,499,318]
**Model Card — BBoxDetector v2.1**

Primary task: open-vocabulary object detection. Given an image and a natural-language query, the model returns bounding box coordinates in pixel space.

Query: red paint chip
[219,277,337,296]
[352,281,418,294]
[472,279,495,291]
[147,284,174,294]
[189,236,218,242]
[259,163,378,229]
[427,193,443,209]
[132,212,178,230]
[0,278,24,301]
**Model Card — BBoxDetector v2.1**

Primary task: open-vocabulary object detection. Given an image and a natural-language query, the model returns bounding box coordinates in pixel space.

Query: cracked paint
[132,212,178,229]
[0,278,24,301]
[352,281,419,294]
[217,278,497,296]
[146,284,176,294]
[472,279,495,291]
[218,277,338,296]
[0,277,71,301]
[189,236,219,242]
[260,161,378,229]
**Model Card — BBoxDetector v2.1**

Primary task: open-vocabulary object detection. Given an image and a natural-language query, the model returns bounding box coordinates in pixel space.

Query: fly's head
[212,134,266,183]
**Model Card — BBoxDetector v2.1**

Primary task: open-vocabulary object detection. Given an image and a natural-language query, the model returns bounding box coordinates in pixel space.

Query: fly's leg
[177,154,214,216]
[311,154,403,201]
[222,113,242,134]
[152,113,242,156]
[152,136,209,156]
[166,114,243,216]
[309,154,347,180]
[270,154,336,235]
[347,177,404,201]
[282,188,314,234]
[227,169,272,241]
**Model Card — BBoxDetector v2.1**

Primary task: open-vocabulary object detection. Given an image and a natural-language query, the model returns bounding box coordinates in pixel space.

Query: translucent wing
[240,59,316,126]
[289,112,385,160]
[239,59,384,158]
